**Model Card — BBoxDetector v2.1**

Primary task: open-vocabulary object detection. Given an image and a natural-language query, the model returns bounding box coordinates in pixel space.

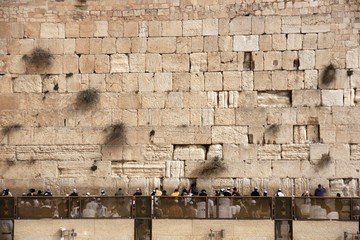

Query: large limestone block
[183,92,208,108]
[0,22,24,38]
[129,53,145,73]
[300,158,335,178]
[7,55,26,74]
[110,54,129,73]
[131,36,146,52]
[292,90,321,107]
[233,35,259,51]
[315,49,331,70]
[94,20,108,37]
[272,160,301,177]
[272,71,288,90]
[116,38,131,53]
[221,52,238,71]
[165,92,183,108]
[252,16,265,34]
[162,54,189,72]
[272,34,287,51]
[13,75,42,93]
[264,125,293,144]
[108,21,123,37]
[282,16,301,33]
[147,37,176,53]
[154,72,172,92]
[223,71,241,90]
[145,54,162,72]
[207,144,223,160]
[190,53,208,72]
[101,38,116,54]
[165,160,184,178]
[241,71,254,90]
[303,33,318,50]
[160,109,189,126]
[245,160,273,178]
[123,21,138,37]
[63,54,79,73]
[203,18,218,36]
[138,73,154,92]
[318,32,334,49]
[330,144,350,162]
[191,36,204,52]
[282,144,309,160]
[141,92,165,108]
[177,36,191,53]
[174,145,206,161]
[259,35,272,51]
[264,51,282,70]
[40,23,65,38]
[304,70,318,89]
[214,108,235,125]
[332,107,360,125]
[258,144,281,160]
[204,36,218,52]
[122,162,165,177]
[287,34,303,50]
[183,20,202,36]
[94,55,110,73]
[79,55,95,73]
[321,90,344,106]
[254,71,271,90]
[236,107,266,125]
[265,16,281,33]
[148,21,161,37]
[219,36,233,52]
[257,91,291,107]
[75,38,90,54]
[310,144,330,160]
[223,144,257,162]
[346,48,359,69]
[301,14,331,33]
[212,126,248,144]
[229,16,251,35]
[162,21,182,36]
[204,72,222,91]
[299,50,315,70]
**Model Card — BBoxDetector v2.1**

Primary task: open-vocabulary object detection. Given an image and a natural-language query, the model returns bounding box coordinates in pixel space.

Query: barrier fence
[0,196,359,221]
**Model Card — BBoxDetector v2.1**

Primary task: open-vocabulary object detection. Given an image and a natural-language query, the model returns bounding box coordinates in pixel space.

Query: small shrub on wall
[76,88,99,108]
[104,122,127,145]
[22,47,53,69]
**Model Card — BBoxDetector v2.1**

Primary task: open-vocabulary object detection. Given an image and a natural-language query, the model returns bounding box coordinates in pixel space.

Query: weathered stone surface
[212,126,248,144]
[13,75,42,93]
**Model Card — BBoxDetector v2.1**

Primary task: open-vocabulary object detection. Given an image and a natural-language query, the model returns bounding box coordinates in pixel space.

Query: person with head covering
[251,187,260,196]
[69,188,78,196]
[133,188,142,196]
[275,189,284,197]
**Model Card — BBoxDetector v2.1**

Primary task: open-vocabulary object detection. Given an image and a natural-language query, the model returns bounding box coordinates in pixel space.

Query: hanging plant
[22,47,53,68]
[76,88,99,107]
[104,122,127,145]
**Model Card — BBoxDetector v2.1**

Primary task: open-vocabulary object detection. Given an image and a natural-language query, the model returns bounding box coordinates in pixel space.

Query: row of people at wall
[0,183,338,198]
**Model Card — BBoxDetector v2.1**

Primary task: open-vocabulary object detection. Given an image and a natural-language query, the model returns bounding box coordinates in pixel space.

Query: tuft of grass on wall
[321,64,336,85]
[198,156,226,176]
[76,88,99,107]
[1,124,22,135]
[22,47,53,68]
[104,122,127,145]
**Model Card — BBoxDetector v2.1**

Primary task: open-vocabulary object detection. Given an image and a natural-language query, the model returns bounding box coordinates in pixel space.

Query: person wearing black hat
[251,187,260,196]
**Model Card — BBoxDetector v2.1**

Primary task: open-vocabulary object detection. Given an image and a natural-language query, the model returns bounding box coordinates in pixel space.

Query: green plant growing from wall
[22,47,53,68]
[318,153,332,168]
[1,124,22,135]
[76,88,99,107]
[198,156,226,176]
[321,64,336,85]
[104,122,127,145]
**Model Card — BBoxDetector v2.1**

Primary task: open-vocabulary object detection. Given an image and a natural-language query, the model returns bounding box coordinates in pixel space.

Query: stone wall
[0,0,360,197]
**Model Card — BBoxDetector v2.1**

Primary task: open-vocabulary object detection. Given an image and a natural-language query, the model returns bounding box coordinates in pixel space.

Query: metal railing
[1,196,360,221]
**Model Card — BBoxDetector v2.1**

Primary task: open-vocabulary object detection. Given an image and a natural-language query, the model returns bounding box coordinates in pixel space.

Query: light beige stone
[203,18,218,36]
[40,23,65,38]
[233,35,259,51]
[265,16,281,33]
[190,53,207,72]
[204,72,222,91]
[229,16,252,35]
[162,21,182,36]
[212,126,248,144]
[303,33,318,50]
[292,90,321,107]
[183,20,202,36]
[147,37,176,53]
[162,54,189,72]
[110,54,129,73]
[299,50,316,70]
[123,21,138,37]
[272,34,287,51]
[254,71,272,90]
